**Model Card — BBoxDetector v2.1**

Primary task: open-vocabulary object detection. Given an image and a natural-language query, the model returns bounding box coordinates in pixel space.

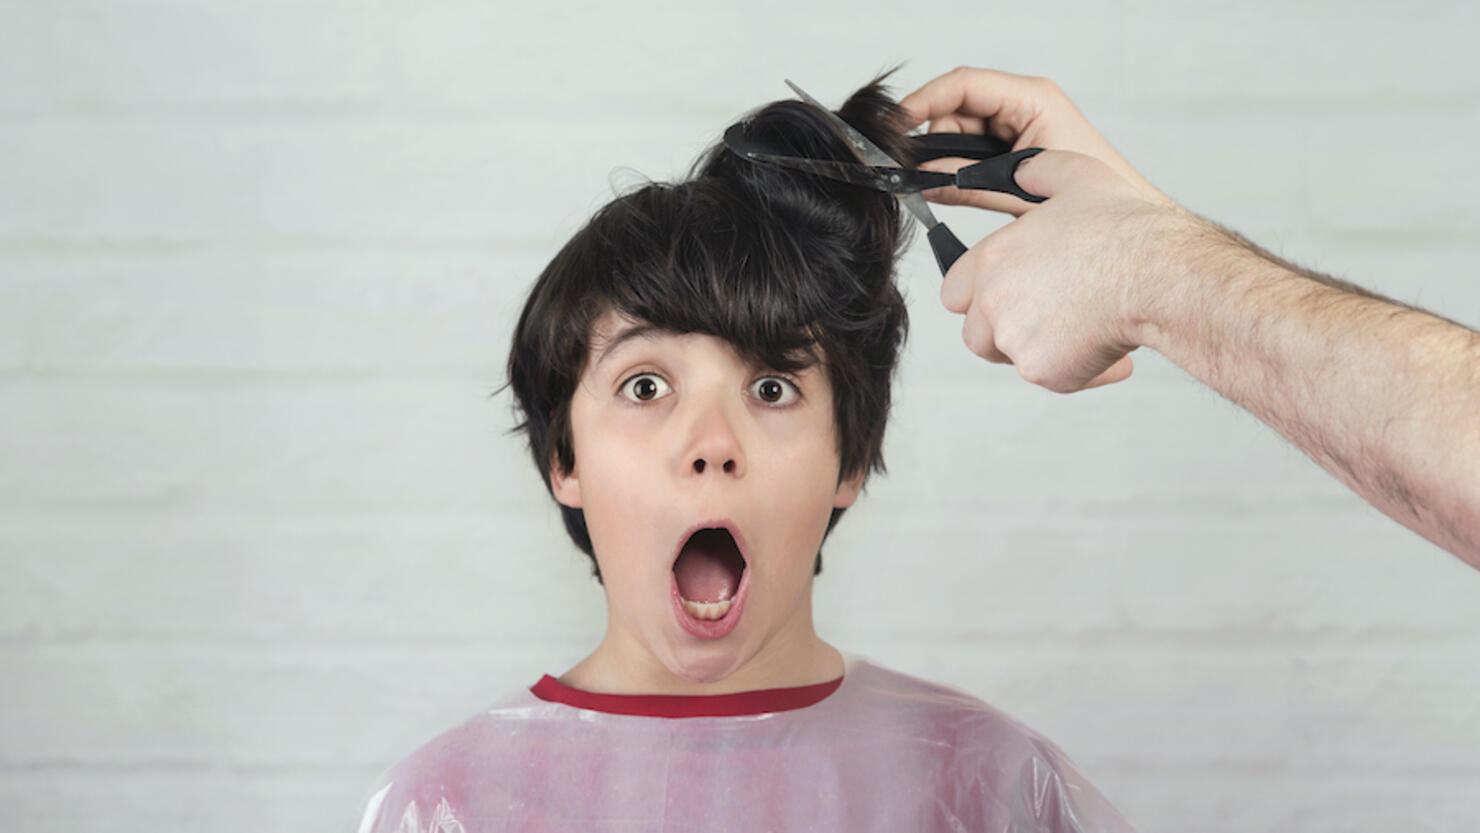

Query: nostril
[693,459,737,474]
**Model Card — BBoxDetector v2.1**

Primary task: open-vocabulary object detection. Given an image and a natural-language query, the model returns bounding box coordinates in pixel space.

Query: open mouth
[673,526,748,621]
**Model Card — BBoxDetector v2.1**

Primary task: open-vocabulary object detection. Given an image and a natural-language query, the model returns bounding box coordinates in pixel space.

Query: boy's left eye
[751,376,799,405]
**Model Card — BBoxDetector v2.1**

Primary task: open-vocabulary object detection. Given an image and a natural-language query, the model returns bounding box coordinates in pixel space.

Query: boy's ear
[549,459,583,508]
[833,468,865,509]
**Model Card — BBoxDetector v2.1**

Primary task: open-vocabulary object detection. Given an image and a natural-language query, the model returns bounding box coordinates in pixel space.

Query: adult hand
[900,66,1171,213]
[902,69,1480,567]
[899,67,1212,393]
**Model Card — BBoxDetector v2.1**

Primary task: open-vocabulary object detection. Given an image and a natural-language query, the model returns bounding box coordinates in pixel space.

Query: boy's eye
[620,373,672,402]
[751,376,799,405]
[618,373,798,406]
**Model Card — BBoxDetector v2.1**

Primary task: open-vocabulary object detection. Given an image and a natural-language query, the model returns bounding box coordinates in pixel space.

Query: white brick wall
[2,1,1478,831]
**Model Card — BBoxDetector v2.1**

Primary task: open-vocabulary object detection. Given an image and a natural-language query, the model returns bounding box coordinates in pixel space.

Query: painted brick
[0,640,589,767]
[873,375,1363,512]
[377,2,1131,121]
[0,120,698,245]
[1101,771,1480,833]
[1306,112,1480,234]
[0,378,530,511]
[853,639,1480,771]
[815,510,1477,637]
[0,769,377,833]
[0,2,50,117]
[0,250,544,373]
[39,0,387,110]
[0,513,604,642]
[1120,0,1480,103]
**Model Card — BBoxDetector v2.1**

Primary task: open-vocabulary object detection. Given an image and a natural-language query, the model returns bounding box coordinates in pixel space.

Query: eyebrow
[591,323,823,374]
[593,323,665,369]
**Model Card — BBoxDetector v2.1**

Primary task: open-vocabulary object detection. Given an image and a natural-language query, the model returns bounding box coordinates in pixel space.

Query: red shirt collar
[530,673,843,718]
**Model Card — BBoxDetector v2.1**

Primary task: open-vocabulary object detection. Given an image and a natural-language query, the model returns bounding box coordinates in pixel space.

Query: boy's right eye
[619,373,672,403]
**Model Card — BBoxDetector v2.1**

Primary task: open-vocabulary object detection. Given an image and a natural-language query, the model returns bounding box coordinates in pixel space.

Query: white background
[2,1,1478,831]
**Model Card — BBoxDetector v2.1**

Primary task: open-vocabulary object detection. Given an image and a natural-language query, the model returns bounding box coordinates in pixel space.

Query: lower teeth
[682,598,733,621]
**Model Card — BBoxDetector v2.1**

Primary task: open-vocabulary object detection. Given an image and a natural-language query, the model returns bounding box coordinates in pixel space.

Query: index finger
[898,66,1051,131]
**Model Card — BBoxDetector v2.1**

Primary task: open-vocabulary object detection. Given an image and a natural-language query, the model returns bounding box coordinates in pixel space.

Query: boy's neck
[558,633,845,696]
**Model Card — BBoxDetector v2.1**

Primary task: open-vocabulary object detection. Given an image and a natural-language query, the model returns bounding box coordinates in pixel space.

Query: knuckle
[959,322,982,355]
[1045,376,1078,395]
[940,280,967,313]
[992,320,1025,358]
[1012,349,1056,387]
[967,299,995,329]
[1018,355,1077,393]
[974,241,1007,270]
[962,307,993,357]
[1015,358,1052,388]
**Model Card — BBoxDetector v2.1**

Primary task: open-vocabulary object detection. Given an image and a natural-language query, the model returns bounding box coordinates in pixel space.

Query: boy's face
[550,309,864,687]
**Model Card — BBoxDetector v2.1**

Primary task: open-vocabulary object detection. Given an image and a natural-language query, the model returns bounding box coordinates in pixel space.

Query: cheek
[768,406,842,480]
[570,391,643,479]
[756,426,843,536]
[568,402,645,554]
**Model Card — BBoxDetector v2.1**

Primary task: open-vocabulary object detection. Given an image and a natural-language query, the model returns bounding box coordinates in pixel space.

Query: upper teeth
[682,598,733,620]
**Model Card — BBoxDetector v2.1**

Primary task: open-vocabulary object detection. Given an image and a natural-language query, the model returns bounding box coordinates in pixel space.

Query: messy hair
[501,69,916,584]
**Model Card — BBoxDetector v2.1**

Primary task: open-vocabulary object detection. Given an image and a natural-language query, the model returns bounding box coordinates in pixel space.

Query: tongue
[674,533,740,603]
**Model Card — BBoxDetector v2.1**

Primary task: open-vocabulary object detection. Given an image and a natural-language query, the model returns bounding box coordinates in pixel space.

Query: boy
[354,74,1137,833]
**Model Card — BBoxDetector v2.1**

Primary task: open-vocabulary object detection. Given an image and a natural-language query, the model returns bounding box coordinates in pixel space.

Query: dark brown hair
[500,70,916,584]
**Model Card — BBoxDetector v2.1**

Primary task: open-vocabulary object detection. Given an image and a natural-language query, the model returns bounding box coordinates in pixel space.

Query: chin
[664,644,748,687]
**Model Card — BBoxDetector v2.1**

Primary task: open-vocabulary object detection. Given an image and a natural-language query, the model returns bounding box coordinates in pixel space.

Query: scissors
[722,79,1047,276]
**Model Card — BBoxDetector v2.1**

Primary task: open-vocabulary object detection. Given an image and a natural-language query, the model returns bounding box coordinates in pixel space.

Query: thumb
[1013,149,1115,201]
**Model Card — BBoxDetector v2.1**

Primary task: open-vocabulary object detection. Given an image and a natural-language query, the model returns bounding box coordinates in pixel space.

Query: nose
[682,394,747,479]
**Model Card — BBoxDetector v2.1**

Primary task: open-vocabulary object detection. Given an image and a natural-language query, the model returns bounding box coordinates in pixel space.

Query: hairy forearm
[1140,218,1480,568]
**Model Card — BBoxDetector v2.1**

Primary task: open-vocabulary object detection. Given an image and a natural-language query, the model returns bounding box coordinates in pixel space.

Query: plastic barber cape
[354,652,1137,833]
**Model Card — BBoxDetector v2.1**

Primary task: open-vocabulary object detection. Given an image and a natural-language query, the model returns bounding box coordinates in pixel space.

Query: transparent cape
[352,653,1137,833]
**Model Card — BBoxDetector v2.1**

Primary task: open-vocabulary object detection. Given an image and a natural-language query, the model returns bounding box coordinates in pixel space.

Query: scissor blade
[722,124,954,193]
[784,79,944,230]
[735,151,906,190]
[898,192,941,230]
[785,79,903,168]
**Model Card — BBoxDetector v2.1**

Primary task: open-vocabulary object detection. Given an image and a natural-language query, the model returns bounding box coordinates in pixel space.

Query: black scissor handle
[908,131,1015,161]
[928,223,969,276]
[955,147,1047,203]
